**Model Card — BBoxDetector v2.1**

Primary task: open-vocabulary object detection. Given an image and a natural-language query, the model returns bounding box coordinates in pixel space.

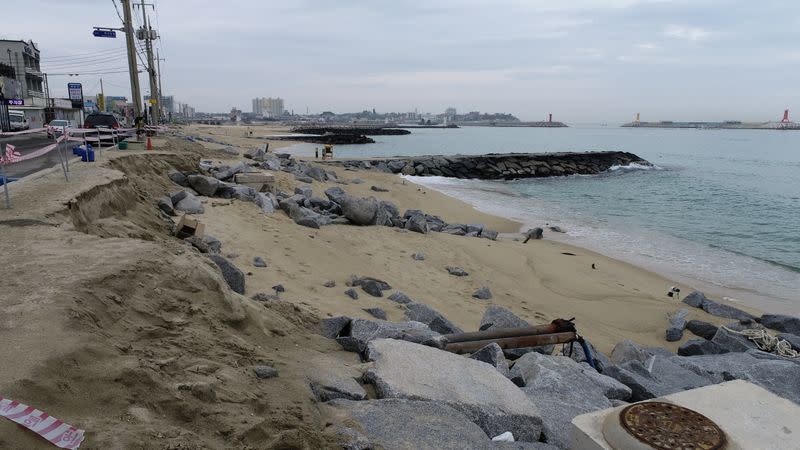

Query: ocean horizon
[287,125,800,314]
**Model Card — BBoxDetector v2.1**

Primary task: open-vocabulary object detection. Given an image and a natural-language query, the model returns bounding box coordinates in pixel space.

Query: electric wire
[48,69,141,76]
[43,47,129,60]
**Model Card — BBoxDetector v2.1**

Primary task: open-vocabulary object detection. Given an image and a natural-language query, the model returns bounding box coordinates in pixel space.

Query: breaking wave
[607,162,663,172]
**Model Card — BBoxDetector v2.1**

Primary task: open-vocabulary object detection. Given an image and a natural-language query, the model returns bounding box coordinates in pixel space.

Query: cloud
[663,24,711,41]
[332,66,575,88]
[637,43,659,50]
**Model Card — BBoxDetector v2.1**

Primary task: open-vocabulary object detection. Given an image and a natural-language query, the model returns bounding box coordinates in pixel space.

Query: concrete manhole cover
[618,402,725,449]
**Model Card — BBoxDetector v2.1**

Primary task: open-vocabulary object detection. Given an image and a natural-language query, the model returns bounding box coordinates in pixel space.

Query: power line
[42,57,128,68]
[101,79,130,89]
[42,55,129,69]
[153,0,166,96]
[111,0,125,23]
[43,47,128,60]
[48,68,140,76]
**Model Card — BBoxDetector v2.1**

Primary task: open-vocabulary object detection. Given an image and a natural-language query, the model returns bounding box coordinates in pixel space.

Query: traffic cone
[146,137,152,151]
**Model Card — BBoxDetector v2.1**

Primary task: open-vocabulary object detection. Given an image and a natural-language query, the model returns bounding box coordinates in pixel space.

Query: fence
[0,126,137,209]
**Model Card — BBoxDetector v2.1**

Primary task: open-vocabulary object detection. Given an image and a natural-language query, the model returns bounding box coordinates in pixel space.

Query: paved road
[2,132,126,179]
[1,133,65,179]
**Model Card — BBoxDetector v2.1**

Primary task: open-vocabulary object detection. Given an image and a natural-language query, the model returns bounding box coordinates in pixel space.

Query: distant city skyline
[2,1,799,122]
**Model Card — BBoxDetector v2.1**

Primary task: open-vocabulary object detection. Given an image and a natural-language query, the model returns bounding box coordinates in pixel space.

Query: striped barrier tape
[0,135,69,165]
[0,396,85,448]
[0,127,48,137]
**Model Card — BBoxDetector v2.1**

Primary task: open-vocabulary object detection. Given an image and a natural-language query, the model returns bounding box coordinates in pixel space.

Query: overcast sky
[3,0,799,122]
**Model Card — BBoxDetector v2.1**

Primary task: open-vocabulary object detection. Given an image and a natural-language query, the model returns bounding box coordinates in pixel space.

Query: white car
[47,119,73,138]
[8,110,29,131]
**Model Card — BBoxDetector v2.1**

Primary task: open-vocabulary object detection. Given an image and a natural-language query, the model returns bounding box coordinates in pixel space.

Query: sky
[3,0,800,122]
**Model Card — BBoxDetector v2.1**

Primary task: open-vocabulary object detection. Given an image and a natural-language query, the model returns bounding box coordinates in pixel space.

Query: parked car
[83,113,120,129]
[46,119,73,138]
[8,110,29,131]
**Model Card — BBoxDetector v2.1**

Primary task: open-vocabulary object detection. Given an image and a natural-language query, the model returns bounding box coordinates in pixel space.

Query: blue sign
[4,99,24,106]
[68,82,84,108]
[92,29,117,38]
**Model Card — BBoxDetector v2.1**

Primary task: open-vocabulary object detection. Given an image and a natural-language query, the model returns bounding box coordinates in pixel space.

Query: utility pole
[121,0,142,118]
[156,49,164,121]
[99,77,105,112]
[140,0,160,125]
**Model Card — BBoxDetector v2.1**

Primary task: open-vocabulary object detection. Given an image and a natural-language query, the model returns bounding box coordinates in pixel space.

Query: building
[0,39,45,106]
[445,107,457,117]
[230,107,242,122]
[251,97,285,118]
[105,96,128,115]
[251,98,263,116]
[177,102,195,118]
[145,94,175,114]
[0,39,51,129]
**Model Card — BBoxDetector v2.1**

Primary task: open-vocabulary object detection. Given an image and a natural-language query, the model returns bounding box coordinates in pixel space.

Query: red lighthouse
[781,109,790,123]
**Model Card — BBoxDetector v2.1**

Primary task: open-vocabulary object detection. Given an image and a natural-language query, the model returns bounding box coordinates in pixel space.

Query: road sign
[68,83,84,109]
[92,29,117,38]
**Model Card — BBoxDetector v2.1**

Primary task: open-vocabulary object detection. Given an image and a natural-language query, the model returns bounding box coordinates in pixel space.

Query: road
[1,133,65,179]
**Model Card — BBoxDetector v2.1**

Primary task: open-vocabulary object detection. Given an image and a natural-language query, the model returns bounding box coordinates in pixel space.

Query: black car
[84,113,120,129]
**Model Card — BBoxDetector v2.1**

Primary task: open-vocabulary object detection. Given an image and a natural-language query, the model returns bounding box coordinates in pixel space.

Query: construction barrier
[0,125,165,209]
[0,128,73,209]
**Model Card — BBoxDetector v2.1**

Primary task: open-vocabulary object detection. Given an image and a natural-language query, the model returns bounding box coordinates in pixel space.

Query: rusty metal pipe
[443,319,576,344]
[444,331,577,354]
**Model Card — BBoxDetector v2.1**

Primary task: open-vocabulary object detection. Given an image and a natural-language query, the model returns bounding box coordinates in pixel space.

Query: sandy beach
[0,124,769,448]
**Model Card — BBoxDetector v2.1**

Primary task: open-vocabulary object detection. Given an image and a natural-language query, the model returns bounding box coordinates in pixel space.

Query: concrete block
[570,380,800,450]
[234,172,275,192]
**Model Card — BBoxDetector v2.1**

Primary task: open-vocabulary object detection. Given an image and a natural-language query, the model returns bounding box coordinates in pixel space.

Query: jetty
[290,126,411,136]
[319,151,648,180]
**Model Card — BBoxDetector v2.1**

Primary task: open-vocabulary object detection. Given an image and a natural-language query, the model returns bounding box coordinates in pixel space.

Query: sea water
[288,126,800,314]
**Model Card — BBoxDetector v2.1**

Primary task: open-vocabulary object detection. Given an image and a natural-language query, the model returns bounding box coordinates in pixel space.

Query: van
[8,110,29,131]
[83,113,120,129]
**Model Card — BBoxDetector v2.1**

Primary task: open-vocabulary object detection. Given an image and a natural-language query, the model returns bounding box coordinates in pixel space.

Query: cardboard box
[174,215,205,239]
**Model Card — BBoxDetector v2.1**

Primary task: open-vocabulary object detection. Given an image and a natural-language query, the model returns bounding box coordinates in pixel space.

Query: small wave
[608,162,663,172]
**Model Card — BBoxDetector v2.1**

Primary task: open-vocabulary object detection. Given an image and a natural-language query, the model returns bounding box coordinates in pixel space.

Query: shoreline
[193,124,791,316]
[402,174,798,316]
[209,124,787,316]
[3,127,792,447]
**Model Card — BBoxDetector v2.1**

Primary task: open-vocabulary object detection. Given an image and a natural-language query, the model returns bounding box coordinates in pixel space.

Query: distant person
[134,115,145,139]
[315,147,319,159]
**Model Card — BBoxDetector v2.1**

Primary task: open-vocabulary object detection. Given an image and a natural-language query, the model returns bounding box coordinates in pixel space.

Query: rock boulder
[187,174,221,196]
[470,343,511,378]
[665,308,689,342]
[686,320,718,340]
[207,255,245,294]
[365,339,544,442]
[761,314,800,336]
[335,319,444,353]
[324,399,493,450]
[404,303,463,335]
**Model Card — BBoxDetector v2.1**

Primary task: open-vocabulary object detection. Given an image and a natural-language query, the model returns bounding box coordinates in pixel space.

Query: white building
[251,97,285,118]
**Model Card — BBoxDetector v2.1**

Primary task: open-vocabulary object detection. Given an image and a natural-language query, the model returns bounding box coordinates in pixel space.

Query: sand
[0,127,764,448]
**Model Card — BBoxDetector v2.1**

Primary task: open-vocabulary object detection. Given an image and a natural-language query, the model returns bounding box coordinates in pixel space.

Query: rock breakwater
[291,126,411,136]
[322,151,650,180]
